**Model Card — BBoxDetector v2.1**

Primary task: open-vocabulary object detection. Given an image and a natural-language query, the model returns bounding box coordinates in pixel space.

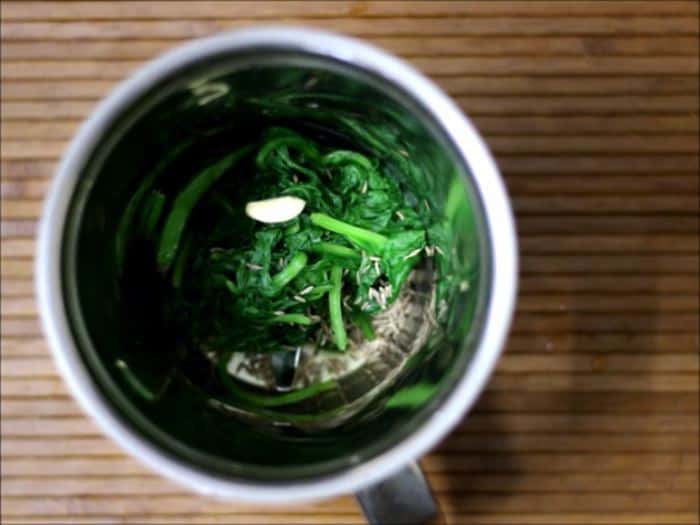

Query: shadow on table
[425,386,519,522]
[428,264,669,521]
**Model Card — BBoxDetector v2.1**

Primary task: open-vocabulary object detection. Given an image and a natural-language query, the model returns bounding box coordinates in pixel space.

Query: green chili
[115,139,193,272]
[171,235,193,288]
[140,190,166,238]
[157,144,253,271]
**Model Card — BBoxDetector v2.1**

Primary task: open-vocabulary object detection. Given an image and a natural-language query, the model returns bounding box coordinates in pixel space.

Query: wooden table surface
[1,2,699,524]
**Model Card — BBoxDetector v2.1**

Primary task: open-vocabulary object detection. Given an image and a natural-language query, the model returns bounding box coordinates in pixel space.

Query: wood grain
[1,1,698,524]
[2,2,698,19]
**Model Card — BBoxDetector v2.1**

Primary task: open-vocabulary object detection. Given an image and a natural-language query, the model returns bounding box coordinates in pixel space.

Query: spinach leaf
[120,125,452,389]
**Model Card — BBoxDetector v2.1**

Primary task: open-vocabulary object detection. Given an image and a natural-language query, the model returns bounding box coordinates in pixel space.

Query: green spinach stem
[310,212,387,254]
[351,311,376,341]
[270,252,308,293]
[269,313,312,326]
[329,265,347,351]
[310,242,361,262]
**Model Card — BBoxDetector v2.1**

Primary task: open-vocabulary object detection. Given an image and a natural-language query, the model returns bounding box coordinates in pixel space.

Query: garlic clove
[245,196,306,224]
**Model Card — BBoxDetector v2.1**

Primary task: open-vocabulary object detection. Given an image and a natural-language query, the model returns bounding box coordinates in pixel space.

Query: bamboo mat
[1,2,699,524]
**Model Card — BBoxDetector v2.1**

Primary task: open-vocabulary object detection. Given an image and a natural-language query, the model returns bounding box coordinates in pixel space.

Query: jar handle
[356,462,444,524]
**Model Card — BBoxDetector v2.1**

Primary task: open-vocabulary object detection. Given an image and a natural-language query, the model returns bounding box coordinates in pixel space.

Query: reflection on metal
[189,78,230,106]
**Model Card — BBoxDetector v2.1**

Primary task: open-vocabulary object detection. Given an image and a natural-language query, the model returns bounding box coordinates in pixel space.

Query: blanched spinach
[119,126,449,368]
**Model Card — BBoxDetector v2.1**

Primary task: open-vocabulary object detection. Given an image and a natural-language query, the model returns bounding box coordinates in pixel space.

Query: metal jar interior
[58,48,492,482]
